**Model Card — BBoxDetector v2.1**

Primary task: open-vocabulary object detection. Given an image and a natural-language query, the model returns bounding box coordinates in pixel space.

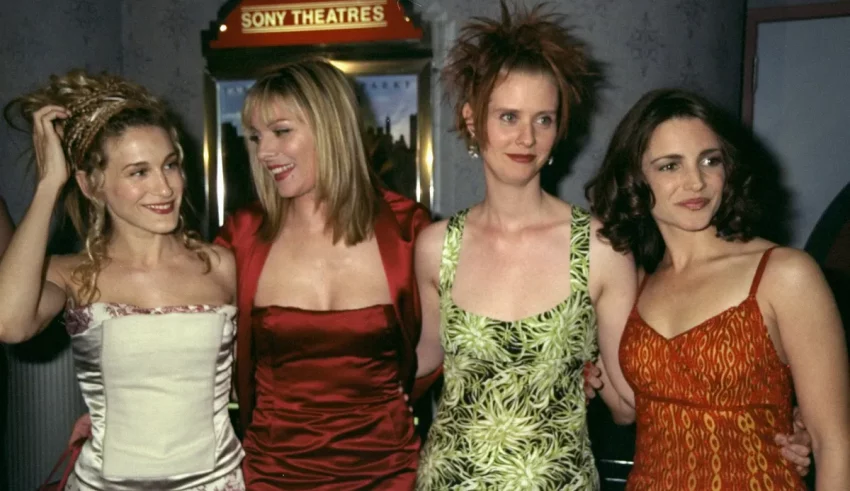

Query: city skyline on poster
[218,74,418,146]
[216,72,421,204]
[355,74,418,147]
[219,80,255,136]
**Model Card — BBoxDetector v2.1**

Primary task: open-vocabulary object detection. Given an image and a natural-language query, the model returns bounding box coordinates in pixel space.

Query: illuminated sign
[241,2,386,32]
[208,0,422,48]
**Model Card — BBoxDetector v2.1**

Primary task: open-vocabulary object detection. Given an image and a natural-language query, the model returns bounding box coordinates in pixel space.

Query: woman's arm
[0,197,13,257]
[767,248,850,489]
[0,106,71,343]
[414,220,447,380]
[588,218,636,424]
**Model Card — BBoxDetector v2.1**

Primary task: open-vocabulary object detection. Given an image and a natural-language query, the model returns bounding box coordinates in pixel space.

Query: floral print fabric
[418,206,600,490]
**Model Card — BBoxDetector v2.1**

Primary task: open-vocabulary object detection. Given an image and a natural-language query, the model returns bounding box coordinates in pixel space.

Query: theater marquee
[209,0,422,48]
[241,2,387,32]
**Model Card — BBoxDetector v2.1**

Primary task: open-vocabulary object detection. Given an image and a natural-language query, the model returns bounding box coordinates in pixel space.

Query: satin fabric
[215,188,432,433]
[63,303,244,490]
[242,304,418,489]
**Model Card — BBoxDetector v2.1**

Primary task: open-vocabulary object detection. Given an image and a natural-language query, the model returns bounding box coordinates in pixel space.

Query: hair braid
[5,70,211,303]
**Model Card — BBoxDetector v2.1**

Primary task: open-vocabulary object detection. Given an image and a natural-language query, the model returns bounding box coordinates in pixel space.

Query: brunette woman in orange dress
[587,88,850,489]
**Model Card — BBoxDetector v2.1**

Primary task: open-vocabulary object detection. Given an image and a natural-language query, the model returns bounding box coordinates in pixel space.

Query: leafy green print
[418,207,600,490]
[493,446,567,489]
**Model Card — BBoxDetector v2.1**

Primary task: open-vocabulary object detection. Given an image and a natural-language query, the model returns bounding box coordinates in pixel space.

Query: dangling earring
[546,156,554,166]
[468,141,480,159]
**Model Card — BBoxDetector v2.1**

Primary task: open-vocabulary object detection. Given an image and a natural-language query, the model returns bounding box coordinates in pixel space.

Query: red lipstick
[268,164,294,181]
[506,153,536,164]
[143,202,175,215]
[677,198,709,210]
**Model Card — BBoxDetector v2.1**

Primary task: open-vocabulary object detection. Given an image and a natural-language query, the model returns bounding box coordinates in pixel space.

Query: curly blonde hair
[5,70,210,304]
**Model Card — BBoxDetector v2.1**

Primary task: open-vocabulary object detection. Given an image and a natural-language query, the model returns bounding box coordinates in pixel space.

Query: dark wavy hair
[585,88,760,272]
[442,0,593,148]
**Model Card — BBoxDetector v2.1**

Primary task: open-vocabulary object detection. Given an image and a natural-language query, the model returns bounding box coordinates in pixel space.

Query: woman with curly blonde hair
[0,70,244,490]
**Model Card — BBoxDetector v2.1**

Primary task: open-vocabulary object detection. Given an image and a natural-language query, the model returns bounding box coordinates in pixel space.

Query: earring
[547,156,554,166]
[468,141,480,159]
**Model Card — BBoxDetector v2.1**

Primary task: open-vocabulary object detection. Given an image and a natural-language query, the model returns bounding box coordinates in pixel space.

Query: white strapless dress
[63,303,244,490]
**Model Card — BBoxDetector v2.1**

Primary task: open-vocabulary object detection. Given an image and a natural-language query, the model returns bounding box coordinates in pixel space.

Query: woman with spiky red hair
[413,3,816,489]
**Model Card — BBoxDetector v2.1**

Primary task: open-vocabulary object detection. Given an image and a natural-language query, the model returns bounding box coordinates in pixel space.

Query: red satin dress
[241,304,419,490]
[620,248,806,490]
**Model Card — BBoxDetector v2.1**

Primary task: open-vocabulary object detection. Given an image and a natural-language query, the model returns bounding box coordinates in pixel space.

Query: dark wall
[117,0,748,217]
[0,0,122,220]
[0,3,122,489]
[428,0,746,215]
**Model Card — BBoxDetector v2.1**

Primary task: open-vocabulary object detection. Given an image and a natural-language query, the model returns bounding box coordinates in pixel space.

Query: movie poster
[216,73,419,214]
[218,80,256,215]
[354,74,419,200]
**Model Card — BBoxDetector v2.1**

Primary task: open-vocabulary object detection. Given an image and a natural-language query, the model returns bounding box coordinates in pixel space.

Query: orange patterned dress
[620,248,806,490]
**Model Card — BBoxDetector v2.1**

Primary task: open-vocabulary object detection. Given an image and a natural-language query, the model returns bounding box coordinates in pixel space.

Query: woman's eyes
[246,128,290,142]
[498,113,554,125]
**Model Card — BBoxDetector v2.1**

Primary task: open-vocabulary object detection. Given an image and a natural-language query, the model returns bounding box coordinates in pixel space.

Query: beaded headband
[60,77,162,170]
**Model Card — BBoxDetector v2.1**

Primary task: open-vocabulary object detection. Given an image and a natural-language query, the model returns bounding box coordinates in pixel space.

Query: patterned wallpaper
[428,0,745,214]
[0,0,750,225]
[0,0,122,221]
[121,0,222,153]
[115,0,745,217]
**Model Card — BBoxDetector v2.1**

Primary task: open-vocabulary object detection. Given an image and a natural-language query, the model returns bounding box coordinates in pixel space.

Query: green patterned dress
[417,206,600,490]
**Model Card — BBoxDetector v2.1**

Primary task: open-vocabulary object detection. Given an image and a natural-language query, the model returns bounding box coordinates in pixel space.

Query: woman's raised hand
[32,105,71,189]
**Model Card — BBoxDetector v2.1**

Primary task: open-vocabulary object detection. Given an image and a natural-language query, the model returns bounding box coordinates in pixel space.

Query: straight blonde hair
[242,58,378,244]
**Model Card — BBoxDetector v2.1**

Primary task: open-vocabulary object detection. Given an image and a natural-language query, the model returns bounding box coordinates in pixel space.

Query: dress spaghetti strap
[749,246,779,297]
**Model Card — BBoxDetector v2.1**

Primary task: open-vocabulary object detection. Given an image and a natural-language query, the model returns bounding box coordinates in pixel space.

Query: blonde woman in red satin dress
[216,58,433,490]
